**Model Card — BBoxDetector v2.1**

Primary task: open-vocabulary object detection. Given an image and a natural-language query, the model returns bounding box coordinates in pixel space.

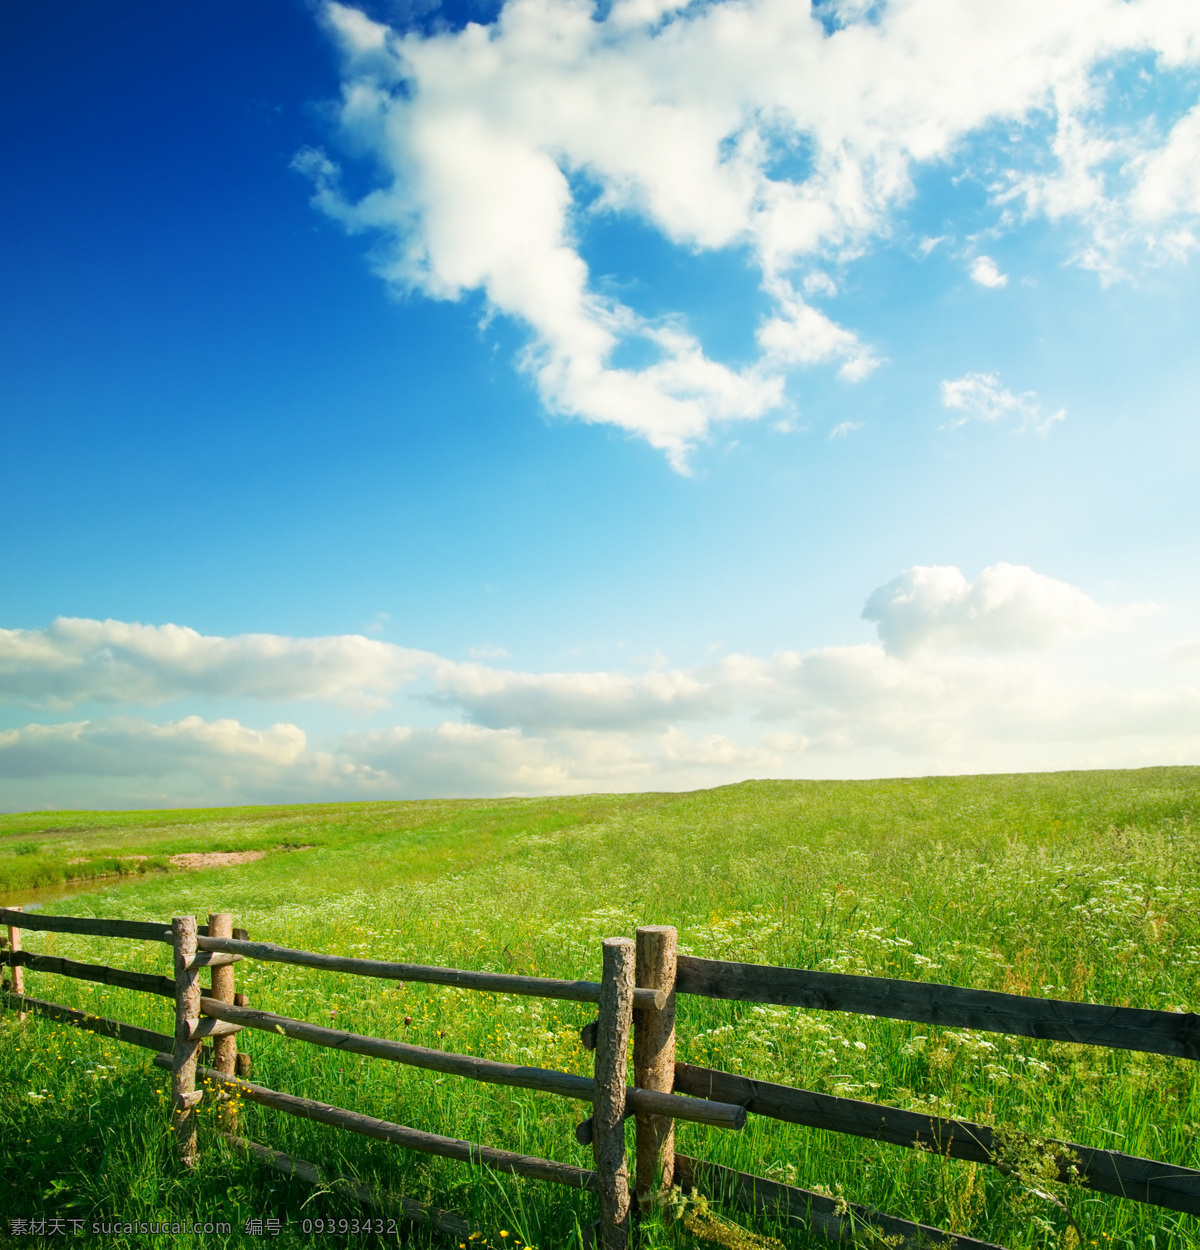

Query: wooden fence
[2,904,1198,1248]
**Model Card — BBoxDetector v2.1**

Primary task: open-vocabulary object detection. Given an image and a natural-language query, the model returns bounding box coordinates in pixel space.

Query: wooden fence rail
[194,933,667,1009]
[0,989,174,1052]
[224,1134,481,1239]
[4,907,1197,1249]
[0,907,227,943]
[197,996,745,1129]
[675,1155,1009,1250]
[676,954,1200,1059]
[5,949,175,998]
[154,1058,603,1192]
[0,908,176,943]
[673,1061,1200,1215]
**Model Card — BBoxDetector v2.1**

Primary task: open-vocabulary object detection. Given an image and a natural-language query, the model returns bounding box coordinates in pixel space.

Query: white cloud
[1168,639,1200,667]
[0,717,308,781]
[429,660,725,731]
[2,566,1195,808]
[1133,103,1200,222]
[829,420,863,439]
[940,372,1065,434]
[4,643,1197,808]
[754,643,1200,760]
[0,618,433,710]
[0,714,779,807]
[969,256,1008,288]
[298,0,1200,465]
[860,563,1118,657]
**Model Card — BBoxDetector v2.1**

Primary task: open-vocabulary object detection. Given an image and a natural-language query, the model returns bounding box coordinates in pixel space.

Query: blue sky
[2,0,1199,808]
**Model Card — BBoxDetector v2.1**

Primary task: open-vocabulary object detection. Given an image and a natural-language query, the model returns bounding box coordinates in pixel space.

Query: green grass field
[2,768,1198,1249]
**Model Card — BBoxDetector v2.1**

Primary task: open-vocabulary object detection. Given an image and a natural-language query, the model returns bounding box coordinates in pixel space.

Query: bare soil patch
[169,850,266,870]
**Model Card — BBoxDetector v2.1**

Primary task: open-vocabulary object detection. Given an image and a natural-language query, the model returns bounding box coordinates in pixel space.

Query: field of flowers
[1,768,1198,1248]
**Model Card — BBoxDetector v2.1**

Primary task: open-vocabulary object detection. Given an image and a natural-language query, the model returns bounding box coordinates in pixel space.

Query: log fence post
[634,926,677,1199]
[171,916,201,1167]
[6,906,25,1021]
[593,936,635,1249]
[232,925,252,1077]
[207,912,238,1129]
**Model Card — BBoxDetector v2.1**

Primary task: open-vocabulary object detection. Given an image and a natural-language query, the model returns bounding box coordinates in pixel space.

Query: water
[0,874,135,912]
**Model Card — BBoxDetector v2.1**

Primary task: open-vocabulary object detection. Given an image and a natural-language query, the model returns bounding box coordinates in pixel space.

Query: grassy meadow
[1,768,1199,1249]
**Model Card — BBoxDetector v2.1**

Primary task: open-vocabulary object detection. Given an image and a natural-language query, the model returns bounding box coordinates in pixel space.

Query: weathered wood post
[634,925,677,1199]
[207,912,237,1128]
[594,936,635,1248]
[6,906,25,1021]
[171,916,201,1167]
[232,925,252,1077]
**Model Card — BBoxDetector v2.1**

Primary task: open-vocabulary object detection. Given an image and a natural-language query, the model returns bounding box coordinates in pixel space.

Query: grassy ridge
[1,768,1198,1248]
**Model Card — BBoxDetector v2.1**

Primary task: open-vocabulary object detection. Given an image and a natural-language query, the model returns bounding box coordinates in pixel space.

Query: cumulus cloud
[758,643,1200,759]
[0,717,308,780]
[4,645,1197,808]
[940,373,1065,434]
[298,0,1200,465]
[860,563,1121,657]
[1134,104,1200,220]
[429,660,726,731]
[0,714,781,808]
[0,618,433,711]
[2,564,1195,808]
[969,256,1008,288]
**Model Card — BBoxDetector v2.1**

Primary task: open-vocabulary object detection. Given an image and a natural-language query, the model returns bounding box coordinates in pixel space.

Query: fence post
[594,936,635,1249]
[5,907,25,1021]
[207,912,238,1128]
[232,925,252,1077]
[634,926,677,1199]
[171,916,201,1167]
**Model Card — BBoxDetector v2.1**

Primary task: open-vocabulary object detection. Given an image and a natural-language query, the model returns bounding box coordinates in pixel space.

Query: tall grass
[1,769,1198,1248]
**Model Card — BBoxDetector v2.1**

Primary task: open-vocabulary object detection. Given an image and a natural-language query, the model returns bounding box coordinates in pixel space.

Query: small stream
[1,873,142,912]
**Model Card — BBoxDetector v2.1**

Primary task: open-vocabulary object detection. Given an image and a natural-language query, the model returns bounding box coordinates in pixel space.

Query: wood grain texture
[198,997,743,1128]
[194,934,666,1009]
[148,1057,600,1191]
[0,908,172,943]
[222,1134,479,1237]
[6,950,175,998]
[207,913,238,1091]
[187,1016,243,1040]
[171,917,201,1167]
[5,908,24,1012]
[594,937,635,1249]
[634,925,677,1197]
[0,990,174,1052]
[674,1062,1200,1215]
[187,952,242,970]
[675,1155,1008,1250]
[675,955,1200,1058]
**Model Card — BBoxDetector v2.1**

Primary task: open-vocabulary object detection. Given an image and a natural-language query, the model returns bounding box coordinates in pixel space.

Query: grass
[1,767,1198,1248]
